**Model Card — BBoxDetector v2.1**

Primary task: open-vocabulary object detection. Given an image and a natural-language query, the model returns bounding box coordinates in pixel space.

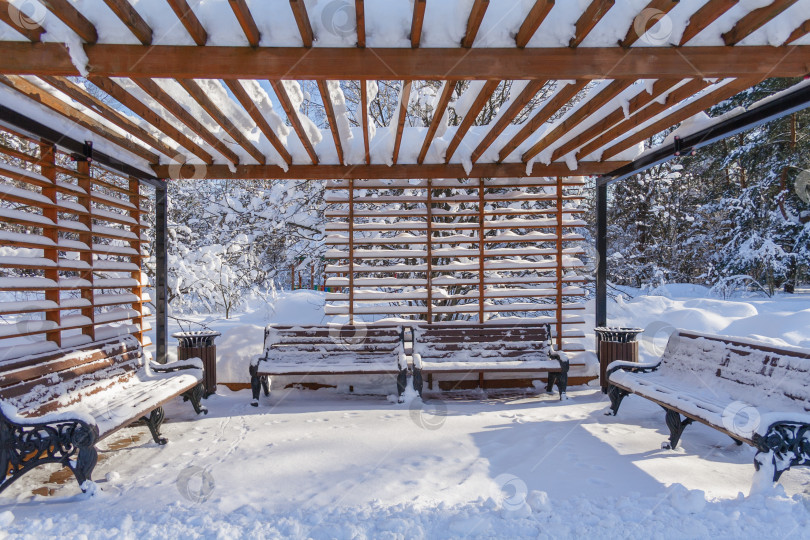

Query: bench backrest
[0,336,145,416]
[661,330,810,413]
[263,324,404,363]
[413,323,553,363]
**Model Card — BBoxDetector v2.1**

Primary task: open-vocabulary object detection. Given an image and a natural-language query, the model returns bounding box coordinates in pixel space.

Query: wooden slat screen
[324,176,587,352]
[0,126,150,362]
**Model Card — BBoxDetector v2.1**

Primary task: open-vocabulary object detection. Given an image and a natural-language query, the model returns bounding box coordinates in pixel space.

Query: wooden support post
[39,142,61,346]
[478,178,485,323]
[348,178,354,324]
[75,159,95,342]
[426,179,433,323]
[129,178,144,345]
[290,263,295,289]
[595,180,607,331]
[555,177,564,351]
[155,182,168,363]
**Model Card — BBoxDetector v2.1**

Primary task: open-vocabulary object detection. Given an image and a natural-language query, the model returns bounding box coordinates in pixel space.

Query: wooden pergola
[0,0,809,363]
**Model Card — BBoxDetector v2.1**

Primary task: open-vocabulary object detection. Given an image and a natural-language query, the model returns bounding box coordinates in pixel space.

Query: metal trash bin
[594,327,642,393]
[173,330,221,397]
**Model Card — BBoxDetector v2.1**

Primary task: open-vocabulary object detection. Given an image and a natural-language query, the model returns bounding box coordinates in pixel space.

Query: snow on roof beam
[166,0,208,46]
[570,0,615,48]
[228,0,260,47]
[417,80,457,165]
[289,0,314,48]
[461,0,489,48]
[0,1,44,42]
[225,79,291,165]
[722,0,798,46]
[445,79,499,163]
[620,0,681,49]
[268,80,319,164]
[515,1,554,48]
[103,0,153,46]
[679,0,738,46]
[391,80,411,165]
[39,0,97,43]
[411,0,426,48]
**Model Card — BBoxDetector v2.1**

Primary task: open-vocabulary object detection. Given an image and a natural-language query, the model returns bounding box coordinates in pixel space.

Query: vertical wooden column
[595,180,607,330]
[555,177,564,350]
[38,143,61,346]
[478,178,485,323]
[76,159,95,341]
[155,182,168,363]
[426,179,433,323]
[348,178,354,324]
[128,178,144,345]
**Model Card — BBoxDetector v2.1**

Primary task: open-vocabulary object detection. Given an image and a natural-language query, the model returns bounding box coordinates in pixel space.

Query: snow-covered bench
[249,324,407,406]
[0,336,207,495]
[606,330,810,482]
[412,323,569,399]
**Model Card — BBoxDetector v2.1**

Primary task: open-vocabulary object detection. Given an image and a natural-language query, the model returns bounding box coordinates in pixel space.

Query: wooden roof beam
[0,75,158,162]
[570,0,614,48]
[0,1,45,42]
[40,76,177,158]
[228,0,260,47]
[89,75,213,164]
[152,161,624,181]
[176,78,266,165]
[600,78,763,160]
[515,0,554,48]
[38,0,97,43]
[102,0,152,45]
[316,80,344,165]
[722,0,797,46]
[445,80,499,162]
[620,0,680,48]
[418,81,457,165]
[461,0,489,48]
[360,80,370,165]
[166,0,208,46]
[522,79,633,162]
[290,0,314,48]
[498,80,588,162]
[355,0,365,47]
[132,77,240,164]
[785,19,810,44]
[549,78,682,162]
[470,80,546,164]
[269,80,319,164]
[679,0,737,45]
[411,0,426,48]
[392,80,411,165]
[224,80,291,165]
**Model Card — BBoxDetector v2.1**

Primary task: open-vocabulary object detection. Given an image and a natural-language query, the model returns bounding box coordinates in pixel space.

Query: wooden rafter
[785,19,810,44]
[570,0,615,48]
[151,161,624,180]
[0,74,159,162]
[418,81,457,165]
[176,78,266,165]
[549,78,682,162]
[290,0,314,48]
[89,75,214,164]
[470,80,546,164]
[599,78,761,161]
[317,80,344,165]
[679,0,738,45]
[620,0,681,48]
[360,80,370,165]
[461,0,489,48]
[38,0,97,43]
[133,77,240,164]
[411,0,426,48]
[722,0,798,46]
[392,80,411,165]
[355,0,365,47]
[3,44,810,80]
[269,80,319,164]
[224,80,291,165]
[515,0,554,48]
[228,0,260,47]
[166,0,208,46]
[497,81,587,162]
[575,78,712,160]
[522,79,633,162]
[0,1,45,42]
[102,0,152,45]
[40,76,177,158]
[445,80,499,162]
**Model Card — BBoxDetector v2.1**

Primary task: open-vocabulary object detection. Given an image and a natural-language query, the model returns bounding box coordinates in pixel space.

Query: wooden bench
[1,336,207,495]
[412,323,569,399]
[606,330,810,482]
[249,324,407,406]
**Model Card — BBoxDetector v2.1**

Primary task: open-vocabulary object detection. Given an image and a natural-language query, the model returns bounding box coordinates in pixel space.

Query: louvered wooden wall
[324,177,586,352]
[0,126,150,362]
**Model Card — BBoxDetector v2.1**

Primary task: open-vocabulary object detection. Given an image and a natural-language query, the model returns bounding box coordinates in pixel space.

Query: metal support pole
[155,182,169,364]
[595,181,607,329]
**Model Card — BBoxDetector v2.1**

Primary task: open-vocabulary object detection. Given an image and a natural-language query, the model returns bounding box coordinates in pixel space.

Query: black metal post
[595,181,607,329]
[155,183,168,364]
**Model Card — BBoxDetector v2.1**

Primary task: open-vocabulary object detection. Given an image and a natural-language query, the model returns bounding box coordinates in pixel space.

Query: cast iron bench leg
[396,368,407,401]
[249,364,261,406]
[141,407,168,445]
[412,368,423,397]
[662,408,693,449]
[606,385,628,416]
[182,383,208,415]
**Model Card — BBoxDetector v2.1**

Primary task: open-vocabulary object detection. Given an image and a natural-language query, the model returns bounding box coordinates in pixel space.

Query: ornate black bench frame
[1,363,207,495]
[606,362,810,482]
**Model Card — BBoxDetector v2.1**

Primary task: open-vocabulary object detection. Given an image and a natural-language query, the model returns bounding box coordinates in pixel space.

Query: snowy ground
[2,286,810,538]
